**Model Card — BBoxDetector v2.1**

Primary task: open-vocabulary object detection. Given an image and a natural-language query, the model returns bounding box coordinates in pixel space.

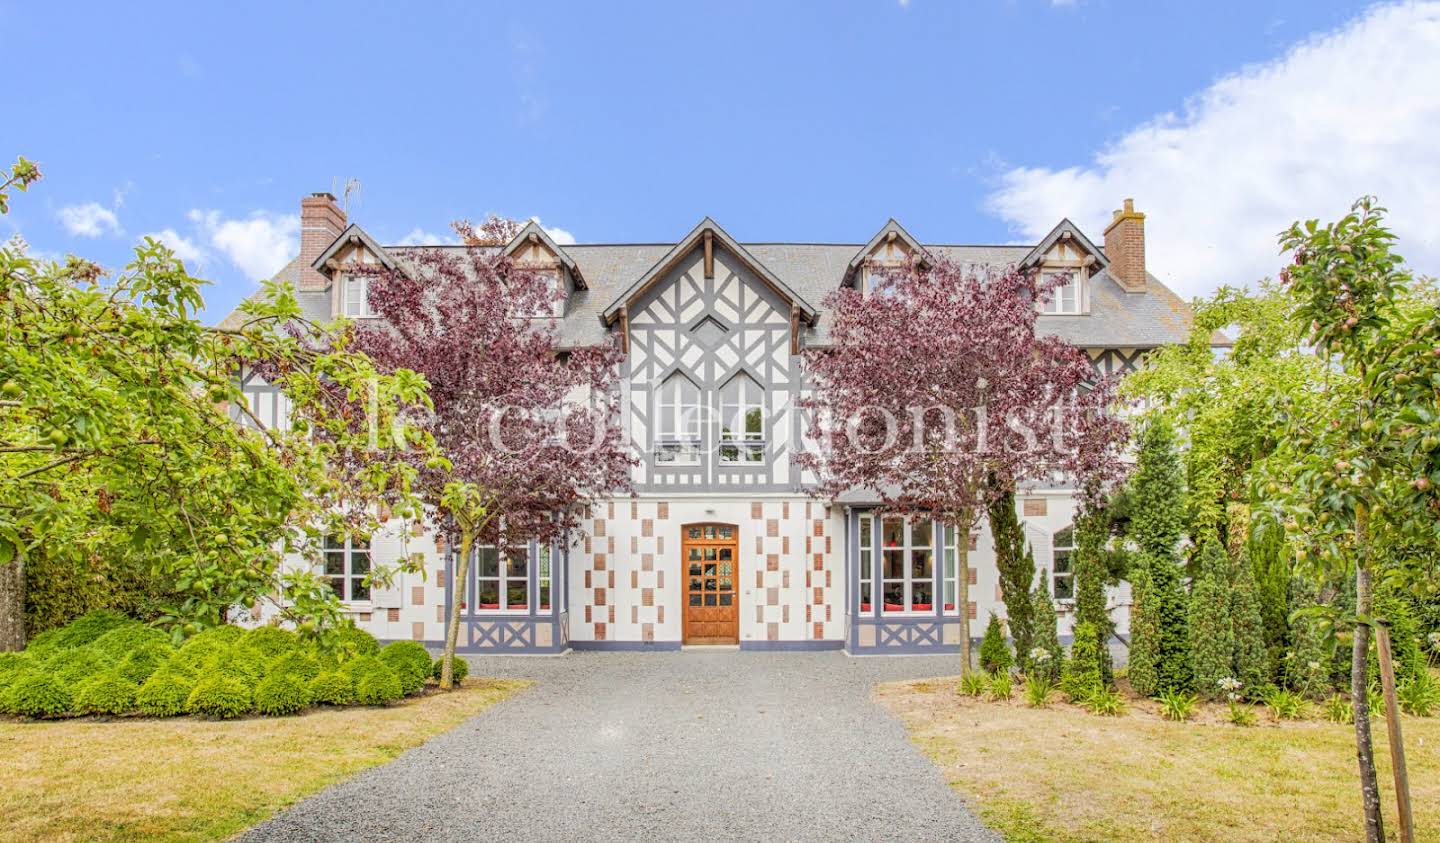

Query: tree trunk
[1352,563,1385,843]
[438,532,473,690]
[958,523,972,676]
[0,557,23,651]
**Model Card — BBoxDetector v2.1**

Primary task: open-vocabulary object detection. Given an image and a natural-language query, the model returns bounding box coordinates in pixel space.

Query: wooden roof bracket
[703,230,715,279]
[789,304,803,356]
[618,305,630,354]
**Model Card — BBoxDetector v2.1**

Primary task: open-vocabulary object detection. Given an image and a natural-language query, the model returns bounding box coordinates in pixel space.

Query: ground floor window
[941,526,959,615]
[323,535,370,602]
[476,546,528,611]
[881,516,934,612]
[537,544,552,611]
[1052,526,1075,600]
[858,514,874,614]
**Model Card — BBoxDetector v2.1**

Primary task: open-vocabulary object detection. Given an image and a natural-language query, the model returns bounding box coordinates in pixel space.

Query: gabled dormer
[503,220,586,318]
[310,223,396,319]
[1019,219,1107,316]
[602,217,818,354]
[844,219,930,295]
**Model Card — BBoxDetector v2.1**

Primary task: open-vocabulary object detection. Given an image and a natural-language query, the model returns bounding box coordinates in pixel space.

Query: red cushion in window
[860,603,872,612]
[540,604,551,611]
[944,603,955,611]
[883,602,905,611]
[479,602,501,609]
[912,603,933,611]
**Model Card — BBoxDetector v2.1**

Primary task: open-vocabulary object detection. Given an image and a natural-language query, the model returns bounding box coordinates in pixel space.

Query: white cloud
[395,227,459,246]
[530,217,576,245]
[1051,0,1076,6]
[141,228,209,267]
[188,209,299,281]
[57,202,121,238]
[985,1,1440,298]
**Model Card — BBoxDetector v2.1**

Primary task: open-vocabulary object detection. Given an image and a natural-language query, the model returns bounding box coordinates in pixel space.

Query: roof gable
[844,219,930,283]
[1019,219,1107,271]
[504,221,587,289]
[601,218,818,323]
[311,224,396,276]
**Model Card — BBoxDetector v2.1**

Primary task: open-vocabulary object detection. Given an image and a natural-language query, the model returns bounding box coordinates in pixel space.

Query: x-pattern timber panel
[682,523,739,643]
[627,244,799,493]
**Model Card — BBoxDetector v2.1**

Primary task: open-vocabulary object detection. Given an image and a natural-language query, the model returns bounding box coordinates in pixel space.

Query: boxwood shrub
[45,647,108,687]
[333,625,381,660]
[136,670,195,717]
[75,672,140,715]
[118,642,175,685]
[254,671,311,716]
[432,655,469,684]
[240,626,299,659]
[4,672,72,718]
[308,671,355,706]
[355,667,404,706]
[25,609,132,657]
[90,624,172,660]
[380,642,432,696]
[267,651,321,682]
[186,674,252,719]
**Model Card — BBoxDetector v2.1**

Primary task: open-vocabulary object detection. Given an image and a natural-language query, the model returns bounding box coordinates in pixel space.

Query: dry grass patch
[877,677,1440,843]
[0,679,530,842]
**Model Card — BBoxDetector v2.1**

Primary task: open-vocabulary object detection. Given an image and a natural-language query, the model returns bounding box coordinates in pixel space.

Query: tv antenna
[333,177,362,213]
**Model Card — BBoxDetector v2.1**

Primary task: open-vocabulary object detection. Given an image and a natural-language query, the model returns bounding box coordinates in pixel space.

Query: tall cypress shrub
[1030,574,1064,683]
[1189,540,1235,699]
[1289,579,1335,700]
[1230,550,1271,696]
[988,491,1035,668]
[1071,506,1114,684]
[1249,523,1292,684]
[1126,417,1190,696]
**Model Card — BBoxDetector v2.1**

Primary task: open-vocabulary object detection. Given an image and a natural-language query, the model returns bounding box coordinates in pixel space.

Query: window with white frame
[858,514,874,614]
[942,525,960,615]
[323,535,371,602]
[537,544,552,611]
[475,546,528,611]
[880,516,935,612]
[342,274,378,318]
[1038,269,1081,315]
[719,372,764,464]
[1052,526,1075,600]
[516,272,565,318]
[655,372,702,465]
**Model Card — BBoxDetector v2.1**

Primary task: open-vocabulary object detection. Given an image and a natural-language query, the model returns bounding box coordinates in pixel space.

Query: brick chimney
[1102,198,1146,292]
[299,192,346,291]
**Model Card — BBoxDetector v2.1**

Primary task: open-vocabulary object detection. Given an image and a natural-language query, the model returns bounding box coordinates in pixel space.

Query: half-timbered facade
[234,192,1201,655]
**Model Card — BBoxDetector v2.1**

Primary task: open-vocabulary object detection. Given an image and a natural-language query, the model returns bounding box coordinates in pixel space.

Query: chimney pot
[298,192,347,291]
[1103,198,1146,292]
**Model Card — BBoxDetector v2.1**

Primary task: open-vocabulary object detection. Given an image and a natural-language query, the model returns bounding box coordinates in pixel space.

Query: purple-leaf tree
[350,218,634,686]
[800,259,1128,673]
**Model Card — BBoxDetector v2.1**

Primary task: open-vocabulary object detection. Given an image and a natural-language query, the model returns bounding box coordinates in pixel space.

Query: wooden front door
[682,523,739,644]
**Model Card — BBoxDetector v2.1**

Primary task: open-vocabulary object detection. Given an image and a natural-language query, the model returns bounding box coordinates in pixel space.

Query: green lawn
[877,677,1440,843]
[0,679,529,842]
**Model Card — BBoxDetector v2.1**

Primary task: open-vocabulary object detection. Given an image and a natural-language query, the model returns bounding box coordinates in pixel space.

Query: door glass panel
[689,563,703,576]
[705,578,717,591]
[704,547,717,560]
[704,563,716,576]
[704,526,716,539]
[719,526,734,539]
[719,593,733,606]
[689,548,701,561]
[690,594,702,606]
[719,578,732,590]
[718,547,733,561]
[689,527,701,539]
[719,563,732,576]
[704,594,717,606]
[690,577,703,591]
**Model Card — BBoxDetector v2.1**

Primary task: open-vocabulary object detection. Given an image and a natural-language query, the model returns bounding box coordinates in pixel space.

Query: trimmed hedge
[25,609,133,657]
[240,626,299,659]
[187,674,252,719]
[75,673,140,715]
[4,672,72,718]
[380,642,432,696]
[334,625,381,660]
[267,651,321,682]
[91,624,172,660]
[433,655,469,684]
[118,642,175,685]
[136,670,195,717]
[308,671,355,706]
[254,671,311,716]
[45,647,108,687]
[355,668,404,706]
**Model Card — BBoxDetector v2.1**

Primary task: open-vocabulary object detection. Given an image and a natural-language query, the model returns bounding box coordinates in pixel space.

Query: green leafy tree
[1126,416,1190,696]
[988,491,1035,668]
[0,156,435,650]
[1189,541,1234,699]
[1030,573,1064,683]
[1230,550,1271,695]
[1264,198,1440,841]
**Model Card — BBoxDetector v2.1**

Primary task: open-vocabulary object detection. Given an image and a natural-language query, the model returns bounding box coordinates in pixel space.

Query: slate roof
[218,232,1205,351]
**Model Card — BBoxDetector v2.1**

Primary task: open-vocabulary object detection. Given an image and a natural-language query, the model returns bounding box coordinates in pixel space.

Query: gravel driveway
[239,650,997,842]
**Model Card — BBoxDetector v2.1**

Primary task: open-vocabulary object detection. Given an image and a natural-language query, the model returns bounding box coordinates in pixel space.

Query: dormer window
[656,372,702,465]
[517,271,566,318]
[1038,269,1082,315]
[719,372,765,464]
[342,274,378,318]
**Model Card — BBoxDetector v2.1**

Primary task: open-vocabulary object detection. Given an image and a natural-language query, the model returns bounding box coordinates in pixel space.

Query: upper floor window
[656,372,702,465]
[1052,526,1075,600]
[1038,270,1082,315]
[516,272,566,318]
[342,275,378,319]
[323,535,371,602]
[719,373,764,464]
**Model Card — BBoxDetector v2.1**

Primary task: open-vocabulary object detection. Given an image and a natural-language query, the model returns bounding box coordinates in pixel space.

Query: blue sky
[8,0,1438,321]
